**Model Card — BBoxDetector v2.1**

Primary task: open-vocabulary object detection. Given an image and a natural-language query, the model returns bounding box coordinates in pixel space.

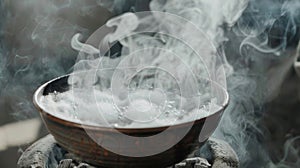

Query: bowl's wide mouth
[33,73,229,131]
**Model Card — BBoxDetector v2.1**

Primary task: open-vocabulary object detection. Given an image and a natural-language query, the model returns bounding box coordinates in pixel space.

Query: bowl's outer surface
[34,75,227,168]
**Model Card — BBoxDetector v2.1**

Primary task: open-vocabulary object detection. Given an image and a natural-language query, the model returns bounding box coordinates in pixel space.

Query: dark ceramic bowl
[33,74,229,168]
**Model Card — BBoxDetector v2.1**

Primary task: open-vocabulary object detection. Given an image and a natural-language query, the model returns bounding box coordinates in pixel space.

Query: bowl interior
[33,74,229,167]
[34,74,229,130]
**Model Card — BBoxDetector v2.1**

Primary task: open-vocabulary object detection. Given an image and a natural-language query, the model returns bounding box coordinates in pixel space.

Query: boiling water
[40,88,221,128]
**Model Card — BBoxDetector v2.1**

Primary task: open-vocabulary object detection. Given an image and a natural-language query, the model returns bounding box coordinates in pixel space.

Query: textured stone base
[18,135,239,168]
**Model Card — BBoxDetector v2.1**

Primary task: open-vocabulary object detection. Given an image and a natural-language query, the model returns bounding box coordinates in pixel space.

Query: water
[40,87,220,128]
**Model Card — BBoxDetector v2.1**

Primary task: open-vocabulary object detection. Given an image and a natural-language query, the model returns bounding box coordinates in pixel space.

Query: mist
[0,0,299,167]
[0,0,112,119]
[216,0,300,167]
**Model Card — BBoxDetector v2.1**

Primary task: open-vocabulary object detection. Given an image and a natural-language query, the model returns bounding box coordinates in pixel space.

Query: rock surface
[18,135,239,168]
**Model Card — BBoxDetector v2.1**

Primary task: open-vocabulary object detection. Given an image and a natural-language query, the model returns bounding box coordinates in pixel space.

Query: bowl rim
[33,73,229,132]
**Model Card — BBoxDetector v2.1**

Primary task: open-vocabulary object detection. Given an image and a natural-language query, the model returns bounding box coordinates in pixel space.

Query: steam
[237,0,300,55]
[70,0,250,91]
[0,0,299,167]
[68,0,251,133]
[214,0,300,167]
[0,0,112,119]
[89,0,300,167]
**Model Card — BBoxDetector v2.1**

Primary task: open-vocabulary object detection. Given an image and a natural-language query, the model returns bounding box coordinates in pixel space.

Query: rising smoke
[71,0,300,167]
[0,0,111,119]
[215,0,300,167]
[0,0,299,167]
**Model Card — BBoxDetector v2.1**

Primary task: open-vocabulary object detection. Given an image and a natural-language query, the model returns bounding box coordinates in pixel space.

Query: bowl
[33,74,229,168]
